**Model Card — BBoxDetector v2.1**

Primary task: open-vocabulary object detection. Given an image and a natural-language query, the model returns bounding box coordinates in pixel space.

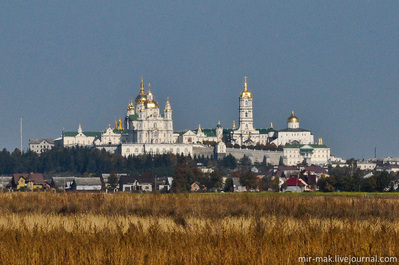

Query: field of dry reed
[0,192,398,264]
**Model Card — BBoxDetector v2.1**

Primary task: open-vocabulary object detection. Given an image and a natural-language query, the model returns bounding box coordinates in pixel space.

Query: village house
[101,173,125,192]
[0,175,12,190]
[191,182,200,192]
[50,176,75,191]
[71,178,102,192]
[119,175,154,192]
[6,173,50,191]
[232,177,247,192]
[283,177,309,192]
[155,176,173,192]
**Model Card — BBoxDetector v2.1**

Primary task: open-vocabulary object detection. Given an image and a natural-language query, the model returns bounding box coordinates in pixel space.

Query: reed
[0,192,397,264]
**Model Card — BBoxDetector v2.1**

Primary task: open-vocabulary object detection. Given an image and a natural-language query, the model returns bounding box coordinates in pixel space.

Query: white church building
[57,76,330,165]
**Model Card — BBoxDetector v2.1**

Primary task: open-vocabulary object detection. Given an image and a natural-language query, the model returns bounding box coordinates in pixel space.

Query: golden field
[0,192,398,264]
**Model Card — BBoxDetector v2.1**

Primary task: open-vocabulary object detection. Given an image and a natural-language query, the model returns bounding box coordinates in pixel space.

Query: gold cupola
[135,77,147,104]
[144,83,159,109]
[239,76,252,99]
[126,100,135,111]
[287,110,299,123]
[145,99,159,109]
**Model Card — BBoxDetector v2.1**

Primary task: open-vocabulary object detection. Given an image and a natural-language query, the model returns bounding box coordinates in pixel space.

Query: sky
[0,1,398,159]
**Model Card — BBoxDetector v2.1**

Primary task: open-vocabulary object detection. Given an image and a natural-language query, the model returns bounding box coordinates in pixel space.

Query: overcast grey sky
[1,1,398,159]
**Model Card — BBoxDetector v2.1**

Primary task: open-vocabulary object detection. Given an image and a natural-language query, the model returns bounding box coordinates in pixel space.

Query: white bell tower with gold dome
[232,77,260,145]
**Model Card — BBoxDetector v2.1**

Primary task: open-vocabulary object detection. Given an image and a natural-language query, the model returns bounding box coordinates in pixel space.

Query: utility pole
[20,118,23,151]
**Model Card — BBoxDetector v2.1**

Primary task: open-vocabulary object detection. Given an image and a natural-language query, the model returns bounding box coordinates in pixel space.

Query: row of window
[125,147,190,155]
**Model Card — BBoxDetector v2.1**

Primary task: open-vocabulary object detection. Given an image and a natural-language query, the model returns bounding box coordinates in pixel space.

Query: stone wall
[193,146,283,165]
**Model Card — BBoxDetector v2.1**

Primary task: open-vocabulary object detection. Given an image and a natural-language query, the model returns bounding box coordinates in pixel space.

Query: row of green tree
[0,147,243,177]
[0,147,177,175]
[318,164,398,192]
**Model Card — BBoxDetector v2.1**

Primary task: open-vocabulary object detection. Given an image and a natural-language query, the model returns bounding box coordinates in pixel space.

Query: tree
[107,172,119,192]
[209,169,223,190]
[240,155,252,172]
[171,156,200,193]
[223,177,234,192]
[262,176,279,192]
[239,171,258,190]
[317,176,336,192]
[220,154,237,170]
[375,171,391,192]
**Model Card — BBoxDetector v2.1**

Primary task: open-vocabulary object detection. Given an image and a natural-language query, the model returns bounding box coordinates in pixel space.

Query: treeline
[319,165,398,192]
[0,147,181,175]
[0,147,242,177]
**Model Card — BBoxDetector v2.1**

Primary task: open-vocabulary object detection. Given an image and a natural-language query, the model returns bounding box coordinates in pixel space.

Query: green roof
[284,144,329,149]
[279,128,310,132]
[202,129,216,137]
[63,131,101,137]
[129,114,138,121]
[259,128,275,134]
[300,149,314,152]
[113,129,128,134]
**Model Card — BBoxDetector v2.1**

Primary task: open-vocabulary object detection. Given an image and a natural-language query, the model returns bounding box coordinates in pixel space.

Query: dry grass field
[0,192,398,264]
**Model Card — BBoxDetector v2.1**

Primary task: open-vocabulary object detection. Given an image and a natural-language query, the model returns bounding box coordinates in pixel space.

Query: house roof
[258,128,275,134]
[9,173,47,187]
[113,129,129,134]
[29,138,55,144]
[119,174,154,185]
[63,131,101,137]
[0,176,12,187]
[73,177,102,186]
[51,177,76,188]
[286,177,306,186]
[284,143,329,149]
[304,166,328,174]
[129,114,138,121]
[279,128,311,133]
[300,174,318,186]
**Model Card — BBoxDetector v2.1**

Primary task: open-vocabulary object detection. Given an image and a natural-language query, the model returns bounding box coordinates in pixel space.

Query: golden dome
[126,101,135,111]
[145,99,159,109]
[287,110,299,123]
[240,76,252,99]
[135,78,147,104]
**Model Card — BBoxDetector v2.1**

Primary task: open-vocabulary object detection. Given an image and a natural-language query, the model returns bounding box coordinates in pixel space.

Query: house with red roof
[6,173,50,191]
[283,176,308,192]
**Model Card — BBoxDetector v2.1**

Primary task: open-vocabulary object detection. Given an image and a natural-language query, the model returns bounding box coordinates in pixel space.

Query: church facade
[58,76,330,165]
[230,77,315,147]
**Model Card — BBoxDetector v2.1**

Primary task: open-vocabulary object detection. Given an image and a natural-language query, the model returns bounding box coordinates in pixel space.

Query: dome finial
[287,110,299,124]
[140,76,144,90]
[240,76,252,98]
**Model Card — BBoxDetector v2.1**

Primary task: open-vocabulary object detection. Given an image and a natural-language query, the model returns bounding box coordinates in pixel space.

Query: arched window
[245,112,248,118]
